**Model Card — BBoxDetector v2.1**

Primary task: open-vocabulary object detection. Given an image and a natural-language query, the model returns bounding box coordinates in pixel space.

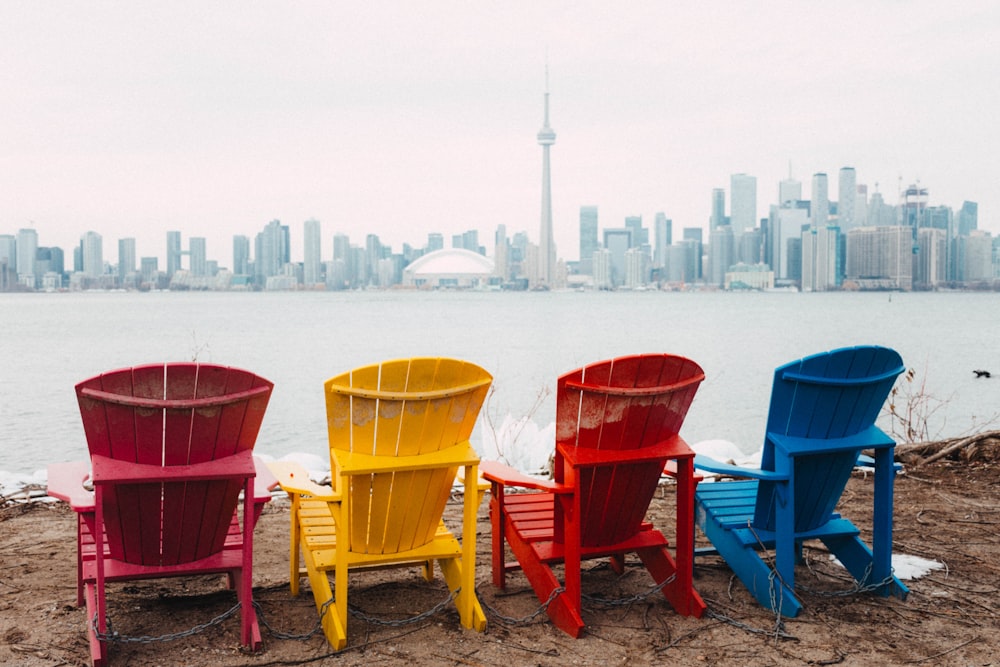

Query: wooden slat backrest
[325,358,491,554]
[554,354,704,547]
[75,363,273,566]
[753,346,904,532]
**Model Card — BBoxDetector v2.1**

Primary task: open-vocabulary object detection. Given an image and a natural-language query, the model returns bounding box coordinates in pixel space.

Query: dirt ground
[1,457,997,667]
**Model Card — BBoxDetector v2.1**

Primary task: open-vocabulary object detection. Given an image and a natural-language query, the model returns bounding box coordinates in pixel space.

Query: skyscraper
[710,188,726,229]
[730,173,757,235]
[166,231,182,278]
[118,237,136,283]
[303,218,322,285]
[579,206,598,275]
[653,212,671,270]
[838,167,857,230]
[537,71,556,286]
[811,173,829,228]
[16,228,38,288]
[189,237,207,276]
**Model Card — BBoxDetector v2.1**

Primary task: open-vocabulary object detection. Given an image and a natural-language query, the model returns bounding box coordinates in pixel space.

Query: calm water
[2,290,998,477]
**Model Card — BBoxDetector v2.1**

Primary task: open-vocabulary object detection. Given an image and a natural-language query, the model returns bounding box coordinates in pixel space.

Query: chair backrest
[554,354,704,547]
[753,346,904,532]
[76,363,273,566]
[324,357,492,554]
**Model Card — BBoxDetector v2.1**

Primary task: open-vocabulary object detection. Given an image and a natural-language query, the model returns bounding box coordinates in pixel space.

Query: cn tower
[537,69,556,286]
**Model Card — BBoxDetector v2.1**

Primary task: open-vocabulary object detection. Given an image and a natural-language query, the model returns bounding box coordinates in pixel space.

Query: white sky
[2,1,997,266]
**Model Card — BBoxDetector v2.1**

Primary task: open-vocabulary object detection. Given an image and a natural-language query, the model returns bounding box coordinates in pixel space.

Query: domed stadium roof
[403,249,494,288]
[406,248,494,275]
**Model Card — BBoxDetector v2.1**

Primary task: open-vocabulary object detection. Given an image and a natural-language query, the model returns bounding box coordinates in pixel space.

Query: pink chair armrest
[47,461,95,511]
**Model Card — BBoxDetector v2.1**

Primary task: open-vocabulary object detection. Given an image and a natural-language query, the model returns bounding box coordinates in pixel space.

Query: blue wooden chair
[693,345,909,617]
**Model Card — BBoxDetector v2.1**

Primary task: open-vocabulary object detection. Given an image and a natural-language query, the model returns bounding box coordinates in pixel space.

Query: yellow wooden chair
[269,357,492,650]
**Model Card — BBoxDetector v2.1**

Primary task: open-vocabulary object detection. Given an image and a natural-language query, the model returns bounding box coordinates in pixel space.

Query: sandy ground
[1,456,997,667]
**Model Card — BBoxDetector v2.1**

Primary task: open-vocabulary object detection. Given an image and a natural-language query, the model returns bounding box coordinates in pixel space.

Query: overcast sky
[2,1,997,266]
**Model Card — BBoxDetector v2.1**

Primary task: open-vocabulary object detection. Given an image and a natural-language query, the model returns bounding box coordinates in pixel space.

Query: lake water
[2,290,998,484]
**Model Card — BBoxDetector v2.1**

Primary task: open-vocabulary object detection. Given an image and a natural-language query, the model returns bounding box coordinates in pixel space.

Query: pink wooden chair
[47,363,273,667]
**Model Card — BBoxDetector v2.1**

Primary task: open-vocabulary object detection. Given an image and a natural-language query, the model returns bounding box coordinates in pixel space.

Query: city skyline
[2,3,997,264]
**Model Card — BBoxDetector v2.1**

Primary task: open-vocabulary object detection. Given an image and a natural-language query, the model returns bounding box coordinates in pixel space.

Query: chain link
[478,585,565,625]
[92,603,242,644]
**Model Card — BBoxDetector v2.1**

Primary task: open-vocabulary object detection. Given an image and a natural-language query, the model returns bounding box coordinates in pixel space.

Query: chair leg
[289,494,302,596]
[84,581,107,667]
[300,546,347,650]
[439,558,487,631]
[636,544,706,618]
[822,534,909,600]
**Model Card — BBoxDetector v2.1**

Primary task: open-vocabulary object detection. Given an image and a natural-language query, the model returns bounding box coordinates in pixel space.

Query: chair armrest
[480,460,571,493]
[90,449,256,485]
[252,456,277,503]
[335,442,481,475]
[47,461,95,510]
[267,461,338,500]
[768,426,895,457]
[693,454,789,481]
[663,460,704,483]
[557,435,693,469]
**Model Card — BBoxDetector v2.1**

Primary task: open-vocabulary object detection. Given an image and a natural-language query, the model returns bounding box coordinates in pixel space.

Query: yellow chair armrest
[335,441,480,475]
[267,461,338,500]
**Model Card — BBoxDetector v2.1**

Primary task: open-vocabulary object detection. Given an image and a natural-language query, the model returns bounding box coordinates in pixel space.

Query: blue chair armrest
[693,454,788,481]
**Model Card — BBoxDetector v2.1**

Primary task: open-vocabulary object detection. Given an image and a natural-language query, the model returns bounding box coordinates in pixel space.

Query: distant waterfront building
[708,225,735,287]
[166,231,182,277]
[802,225,839,291]
[624,216,646,248]
[233,235,250,276]
[778,176,801,206]
[624,247,648,289]
[838,167,857,230]
[402,248,494,288]
[365,234,383,286]
[855,184,869,226]
[536,72,557,287]
[725,263,774,290]
[140,257,159,285]
[603,228,632,288]
[189,237,207,277]
[0,235,15,270]
[811,173,829,228]
[494,224,510,281]
[845,226,913,290]
[958,230,993,283]
[653,212,671,274]
[901,184,929,235]
[710,188,727,229]
[579,206,599,275]
[958,201,978,237]
[427,232,444,252]
[118,237,136,285]
[16,228,38,288]
[81,231,103,278]
[303,218,322,286]
[730,173,757,235]
[256,220,287,283]
[915,228,947,288]
[770,201,809,280]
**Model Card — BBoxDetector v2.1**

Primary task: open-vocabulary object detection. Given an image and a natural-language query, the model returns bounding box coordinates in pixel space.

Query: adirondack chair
[480,354,707,638]
[693,345,909,617]
[46,363,274,667]
[267,357,492,650]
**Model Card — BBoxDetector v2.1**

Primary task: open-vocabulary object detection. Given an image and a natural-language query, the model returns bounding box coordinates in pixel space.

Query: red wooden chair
[47,363,274,667]
[481,353,706,637]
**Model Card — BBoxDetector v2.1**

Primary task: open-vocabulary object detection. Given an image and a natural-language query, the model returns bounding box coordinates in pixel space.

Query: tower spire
[537,65,556,287]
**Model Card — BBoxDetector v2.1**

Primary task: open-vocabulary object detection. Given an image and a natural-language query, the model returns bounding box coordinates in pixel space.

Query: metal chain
[478,585,565,625]
[582,572,677,607]
[347,587,460,627]
[92,603,242,644]
[252,596,336,641]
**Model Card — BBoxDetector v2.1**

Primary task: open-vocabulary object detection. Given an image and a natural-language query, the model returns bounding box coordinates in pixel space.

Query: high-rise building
[16,228,38,288]
[778,177,801,206]
[958,201,978,237]
[710,188,726,229]
[118,237,136,284]
[653,212,671,271]
[811,173,829,228]
[427,233,444,252]
[233,235,250,275]
[494,224,509,281]
[602,228,632,287]
[709,225,735,287]
[730,173,757,235]
[255,220,286,282]
[166,231,182,277]
[915,228,947,288]
[855,184,869,227]
[536,71,557,286]
[845,226,913,290]
[81,231,103,278]
[838,167,857,230]
[189,237,207,276]
[624,216,646,247]
[579,206,599,275]
[303,218,322,285]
